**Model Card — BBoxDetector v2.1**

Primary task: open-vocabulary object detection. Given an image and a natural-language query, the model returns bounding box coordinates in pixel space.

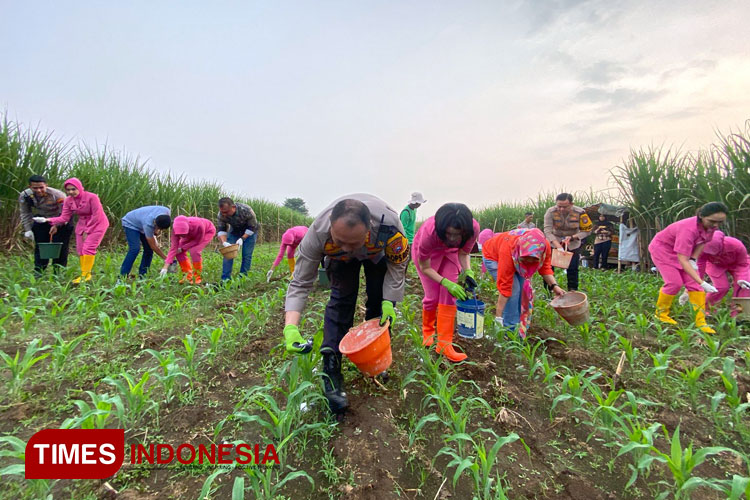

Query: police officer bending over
[282,194,409,416]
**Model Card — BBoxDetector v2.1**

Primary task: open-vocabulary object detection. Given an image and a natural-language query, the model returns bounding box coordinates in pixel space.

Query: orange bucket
[339,318,392,377]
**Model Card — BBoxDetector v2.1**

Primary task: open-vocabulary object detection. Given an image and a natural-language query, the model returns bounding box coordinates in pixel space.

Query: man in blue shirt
[120,206,172,277]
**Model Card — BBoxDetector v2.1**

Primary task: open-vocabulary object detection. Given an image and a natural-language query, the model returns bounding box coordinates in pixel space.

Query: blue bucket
[456,298,485,339]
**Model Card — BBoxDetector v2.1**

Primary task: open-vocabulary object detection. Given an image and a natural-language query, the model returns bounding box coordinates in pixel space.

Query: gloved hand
[678,291,689,305]
[159,268,168,277]
[441,278,468,301]
[495,316,504,327]
[380,300,396,327]
[266,269,274,282]
[464,269,478,292]
[236,238,244,248]
[689,259,699,271]
[24,230,34,240]
[700,281,718,294]
[738,280,750,290]
[222,241,232,248]
[33,216,48,223]
[284,324,312,354]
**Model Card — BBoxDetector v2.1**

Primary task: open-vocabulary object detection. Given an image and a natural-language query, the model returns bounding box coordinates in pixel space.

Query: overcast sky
[2,0,749,218]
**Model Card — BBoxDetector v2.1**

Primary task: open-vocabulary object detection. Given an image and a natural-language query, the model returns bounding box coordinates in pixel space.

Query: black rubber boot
[322,352,348,415]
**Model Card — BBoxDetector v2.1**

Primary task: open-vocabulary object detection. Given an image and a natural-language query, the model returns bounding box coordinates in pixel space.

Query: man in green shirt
[399,192,426,244]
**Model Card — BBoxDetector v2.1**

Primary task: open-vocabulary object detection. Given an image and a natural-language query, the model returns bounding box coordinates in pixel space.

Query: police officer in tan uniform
[283,194,409,416]
[543,193,593,291]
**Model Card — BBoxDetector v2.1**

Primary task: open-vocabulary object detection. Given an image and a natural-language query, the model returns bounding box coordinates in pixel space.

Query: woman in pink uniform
[267,226,308,281]
[160,215,216,284]
[477,228,495,275]
[648,202,727,333]
[412,203,479,362]
[35,178,109,283]
[697,231,750,316]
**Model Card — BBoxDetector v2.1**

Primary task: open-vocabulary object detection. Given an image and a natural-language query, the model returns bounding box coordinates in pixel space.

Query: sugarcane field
[2,3,750,500]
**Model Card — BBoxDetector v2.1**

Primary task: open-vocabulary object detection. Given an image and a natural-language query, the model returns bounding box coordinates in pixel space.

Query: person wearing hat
[18,174,74,275]
[120,206,173,278]
[400,192,426,245]
[160,215,216,284]
[283,194,409,416]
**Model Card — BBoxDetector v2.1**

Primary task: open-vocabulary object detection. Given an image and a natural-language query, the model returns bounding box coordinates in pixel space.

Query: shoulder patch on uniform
[385,233,409,264]
[579,213,593,232]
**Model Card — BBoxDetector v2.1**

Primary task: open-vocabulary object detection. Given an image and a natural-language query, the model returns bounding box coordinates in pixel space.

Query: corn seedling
[102,372,158,427]
[145,349,189,403]
[0,338,51,397]
[61,391,117,429]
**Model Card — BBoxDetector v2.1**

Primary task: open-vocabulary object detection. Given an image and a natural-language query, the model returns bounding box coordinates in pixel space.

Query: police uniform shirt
[543,205,593,251]
[285,193,409,313]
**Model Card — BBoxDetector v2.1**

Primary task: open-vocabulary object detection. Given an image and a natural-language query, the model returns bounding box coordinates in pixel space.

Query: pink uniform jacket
[165,216,216,264]
[48,178,109,237]
[649,216,716,265]
[47,178,109,255]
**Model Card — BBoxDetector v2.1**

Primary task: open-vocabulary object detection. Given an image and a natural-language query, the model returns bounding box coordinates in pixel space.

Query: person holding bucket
[543,193,593,291]
[216,198,258,281]
[482,228,565,337]
[267,225,308,281]
[648,202,726,333]
[690,231,750,317]
[18,174,74,275]
[412,203,479,362]
[160,215,216,284]
[34,178,109,284]
[119,206,172,278]
[283,194,409,416]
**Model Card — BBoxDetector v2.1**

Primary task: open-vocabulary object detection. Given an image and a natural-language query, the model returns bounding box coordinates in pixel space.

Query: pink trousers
[175,227,216,264]
[416,255,461,310]
[706,264,750,307]
[76,230,107,256]
[653,255,702,295]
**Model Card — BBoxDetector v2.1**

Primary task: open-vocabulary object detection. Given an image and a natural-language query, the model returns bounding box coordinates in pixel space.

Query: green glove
[284,324,311,354]
[441,278,468,301]
[380,300,396,327]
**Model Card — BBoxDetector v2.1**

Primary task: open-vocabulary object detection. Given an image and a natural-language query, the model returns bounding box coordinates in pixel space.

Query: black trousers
[593,241,612,269]
[321,258,388,354]
[32,222,73,273]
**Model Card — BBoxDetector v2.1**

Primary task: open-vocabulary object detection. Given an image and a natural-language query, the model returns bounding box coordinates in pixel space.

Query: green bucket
[318,268,330,288]
[38,242,63,260]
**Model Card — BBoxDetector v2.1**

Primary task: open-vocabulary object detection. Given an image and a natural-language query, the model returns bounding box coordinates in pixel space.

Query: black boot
[322,351,348,414]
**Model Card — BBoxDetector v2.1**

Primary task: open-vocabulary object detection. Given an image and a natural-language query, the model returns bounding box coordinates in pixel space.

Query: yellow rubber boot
[287,257,296,274]
[688,290,716,334]
[72,255,95,284]
[178,260,194,284]
[422,308,437,347]
[436,304,467,362]
[192,261,203,284]
[655,290,678,325]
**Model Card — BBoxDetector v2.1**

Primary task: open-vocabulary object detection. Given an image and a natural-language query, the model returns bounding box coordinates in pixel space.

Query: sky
[2,0,749,218]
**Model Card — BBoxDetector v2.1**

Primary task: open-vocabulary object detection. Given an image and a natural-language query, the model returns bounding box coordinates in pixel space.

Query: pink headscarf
[173,215,190,235]
[509,228,547,278]
[703,231,725,256]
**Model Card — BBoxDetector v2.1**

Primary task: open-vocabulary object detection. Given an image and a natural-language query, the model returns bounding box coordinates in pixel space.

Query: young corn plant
[644,425,743,500]
[0,338,51,397]
[102,372,158,427]
[178,333,201,382]
[679,357,716,410]
[645,343,680,384]
[437,430,525,500]
[145,349,190,403]
[61,391,118,429]
[50,331,91,378]
[711,357,750,427]
[0,435,57,498]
